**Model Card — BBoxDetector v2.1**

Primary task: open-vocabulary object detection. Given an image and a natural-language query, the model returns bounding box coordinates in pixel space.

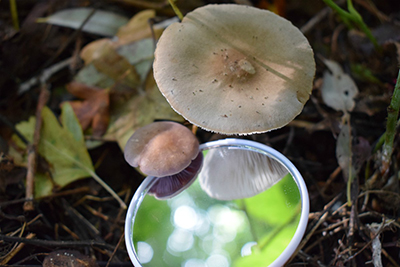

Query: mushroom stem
[168,0,184,21]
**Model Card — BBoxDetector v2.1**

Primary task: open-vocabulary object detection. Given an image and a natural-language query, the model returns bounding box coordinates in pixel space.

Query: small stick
[105,233,125,267]
[23,84,50,211]
[0,234,117,251]
[0,233,36,265]
[18,57,73,94]
[9,0,19,30]
[300,6,331,34]
[168,0,184,21]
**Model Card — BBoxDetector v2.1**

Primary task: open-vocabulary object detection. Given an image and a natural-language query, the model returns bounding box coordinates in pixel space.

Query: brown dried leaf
[352,136,371,172]
[105,73,183,149]
[65,82,110,137]
[80,39,140,88]
[79,39,112,65]
[336,124,352,181]
[116,9,162,45]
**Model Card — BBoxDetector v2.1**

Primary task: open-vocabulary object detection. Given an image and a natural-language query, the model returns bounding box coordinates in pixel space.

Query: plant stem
[168,0,184,21]
[87,169,127,209]
[9,0,19,30]
[322,0,379,50]
[381,69,400,175]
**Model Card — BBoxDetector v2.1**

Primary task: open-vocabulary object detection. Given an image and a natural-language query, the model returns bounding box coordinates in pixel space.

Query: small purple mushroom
[148,152,203,199]
[124,121,202,199]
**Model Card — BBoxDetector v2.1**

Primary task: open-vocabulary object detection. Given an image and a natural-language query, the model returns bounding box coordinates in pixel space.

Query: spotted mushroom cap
[153,4,315,135]
[124,121,199,177]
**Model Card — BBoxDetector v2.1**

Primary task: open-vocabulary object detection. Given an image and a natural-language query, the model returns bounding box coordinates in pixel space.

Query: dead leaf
[74,64,115,88]
[336,124,353,181]
[65,82,110,137]
[37,8,129,36]
[352,136,371,172]
[79,39,111,65]
[105,72,184,149]
[116,9,162,45]
[321,59,359,112]
[80,39,140,88]
[117,38,155,81]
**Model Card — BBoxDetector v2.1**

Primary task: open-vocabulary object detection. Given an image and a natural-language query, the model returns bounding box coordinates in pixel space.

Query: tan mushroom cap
[153,4,315,135]
[124,121,199,177]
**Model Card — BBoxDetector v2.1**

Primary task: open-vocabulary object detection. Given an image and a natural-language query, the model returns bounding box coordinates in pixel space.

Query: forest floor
[1,0,400,266]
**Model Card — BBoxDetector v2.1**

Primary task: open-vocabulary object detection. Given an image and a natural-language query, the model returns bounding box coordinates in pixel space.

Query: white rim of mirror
[125,138,310,267]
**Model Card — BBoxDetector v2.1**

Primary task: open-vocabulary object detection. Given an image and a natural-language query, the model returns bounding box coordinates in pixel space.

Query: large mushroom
[153,4,315,135]
[124,121,202,199]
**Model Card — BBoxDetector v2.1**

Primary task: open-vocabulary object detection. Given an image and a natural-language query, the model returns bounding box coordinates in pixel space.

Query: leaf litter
[1,0,400,266]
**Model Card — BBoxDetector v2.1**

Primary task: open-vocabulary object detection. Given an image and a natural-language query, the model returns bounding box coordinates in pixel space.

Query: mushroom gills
[199,148,288,200]
[149,152,203,200]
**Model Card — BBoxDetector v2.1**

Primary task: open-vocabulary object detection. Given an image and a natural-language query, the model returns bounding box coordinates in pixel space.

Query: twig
[105,233,124,267]
[345,218,387,263]
[12,253,49,266]
[18,7,98,94]
[86,169,127,209]
[295,250,328,267]
[9,0,19,30]
[42,7,98,69]
[297,194,342,252]
[321,166,342,196]
[0,233,36,265]
[168,0,184,21]
[24,85,50,211]
[300,6,332,34]
[381,247,400,267]
[283,126,295,155]
[18,57,73,94]
[0,234,117,251]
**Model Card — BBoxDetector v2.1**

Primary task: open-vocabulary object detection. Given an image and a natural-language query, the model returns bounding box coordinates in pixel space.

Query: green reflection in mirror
[233,174,301,266]
[132,173,301,267]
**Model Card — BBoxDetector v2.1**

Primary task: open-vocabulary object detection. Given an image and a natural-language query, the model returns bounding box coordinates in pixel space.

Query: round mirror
[125,139,309,267]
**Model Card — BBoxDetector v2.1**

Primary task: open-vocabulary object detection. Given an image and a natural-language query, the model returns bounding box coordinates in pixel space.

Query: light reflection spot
[241,241,258,256]
[206,254,229,267]
[136,241,154,264]
[174,205,197,230]
[167,229,194,252]
[184,258,207,267]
